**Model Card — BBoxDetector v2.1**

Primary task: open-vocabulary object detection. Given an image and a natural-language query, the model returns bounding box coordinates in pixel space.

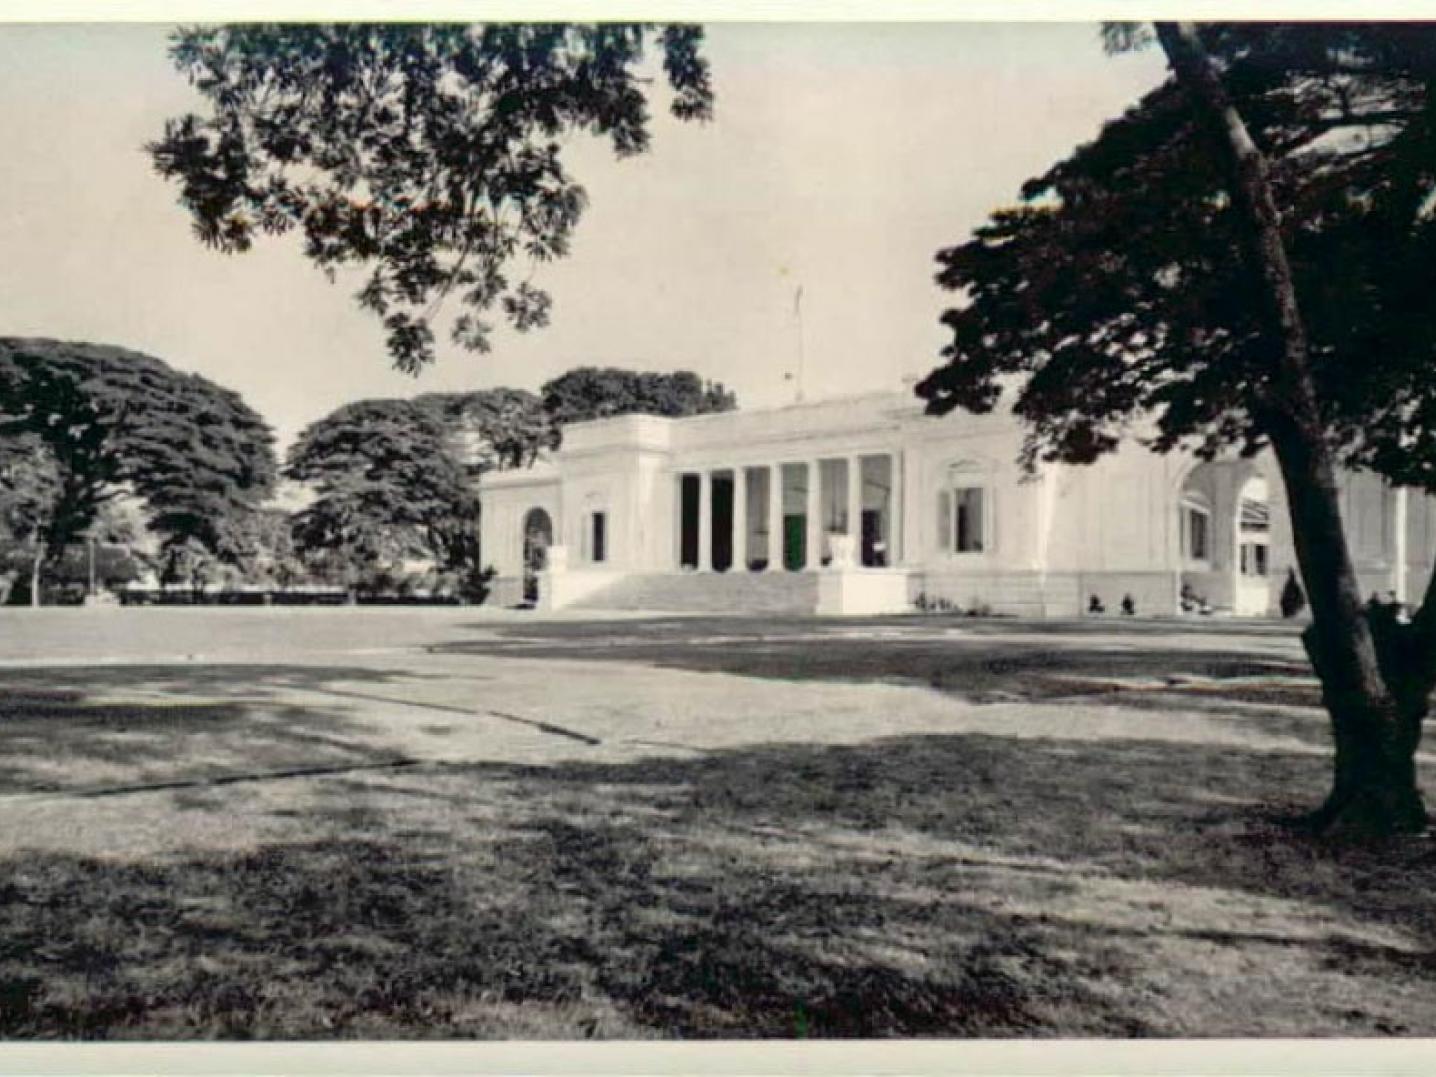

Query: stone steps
[568,570,819,615]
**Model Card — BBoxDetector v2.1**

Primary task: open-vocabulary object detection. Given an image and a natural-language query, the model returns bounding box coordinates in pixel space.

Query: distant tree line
[0,340,733,606]
[285,367,734,601]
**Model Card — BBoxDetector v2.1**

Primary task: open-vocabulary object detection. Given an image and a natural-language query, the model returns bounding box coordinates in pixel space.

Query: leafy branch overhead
[149,24,713,373]
[919,24,1436,487]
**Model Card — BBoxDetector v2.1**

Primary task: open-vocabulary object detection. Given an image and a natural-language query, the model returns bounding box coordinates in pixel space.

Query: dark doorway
[522,508,553,603]
[862,509,884,567]
[784,514,806,571]
[679,474,700,569]
[712,473,734,572]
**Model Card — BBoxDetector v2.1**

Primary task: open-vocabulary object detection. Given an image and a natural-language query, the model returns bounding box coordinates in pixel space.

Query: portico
[676,453,899,574]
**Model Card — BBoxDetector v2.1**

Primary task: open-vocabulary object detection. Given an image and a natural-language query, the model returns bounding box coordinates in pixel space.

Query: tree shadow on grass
[3,727,1435,1038]
[0,833,1132,1040]
[440,618,1346,751]
[0,664,426,795]
[435,623,1310,700]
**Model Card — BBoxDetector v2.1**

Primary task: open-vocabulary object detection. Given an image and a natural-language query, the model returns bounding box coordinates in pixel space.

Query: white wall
[478,471,562,580]
[477,391,1436,620]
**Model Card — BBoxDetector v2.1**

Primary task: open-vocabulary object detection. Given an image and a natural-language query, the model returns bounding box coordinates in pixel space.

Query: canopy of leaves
[0,339,277,561]
[149,23,713,373]
[0,434,62,550]
[541,366,737,427]
[917,24,1436,486]
[414,387,558,471]
[285,398,480,572]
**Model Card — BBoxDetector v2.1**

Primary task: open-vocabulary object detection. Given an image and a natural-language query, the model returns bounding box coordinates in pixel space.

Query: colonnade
[680,453,899,572]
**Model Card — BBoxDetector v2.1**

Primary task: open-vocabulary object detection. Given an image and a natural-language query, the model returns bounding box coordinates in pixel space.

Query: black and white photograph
[2,3,1436,1066]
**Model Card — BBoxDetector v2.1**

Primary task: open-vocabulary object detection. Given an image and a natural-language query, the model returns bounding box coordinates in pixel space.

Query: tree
[541,366,737,427]
[286,399,482,594]
[149,23,712,373]
[918,24,1436,835]
[0,339,278,602]
[0,435,62,606]
[236,508,309,591]
[414,388,558,471]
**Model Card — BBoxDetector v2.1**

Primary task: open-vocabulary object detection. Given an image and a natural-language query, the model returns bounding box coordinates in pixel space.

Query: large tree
[0,339,278,601]
[0,435,62,606]
[414,387,558,471]
[286,399,483,594]
[919,24,1436,835]
[541,366,736,427]
[149,23,712,372]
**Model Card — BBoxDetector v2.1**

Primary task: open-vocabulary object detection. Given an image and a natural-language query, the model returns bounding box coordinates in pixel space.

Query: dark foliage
[541,366,736,427]
[0,338,277,566]
[1280,568,1307,619]
[285,399,482,588]
[413,388,558,471]
[919,24,1436,485]
[150,24,712,372]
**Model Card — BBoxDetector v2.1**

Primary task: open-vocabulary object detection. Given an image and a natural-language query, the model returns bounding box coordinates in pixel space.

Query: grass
[0,611,1434,1039]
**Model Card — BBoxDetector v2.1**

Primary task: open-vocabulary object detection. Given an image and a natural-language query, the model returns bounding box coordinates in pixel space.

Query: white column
[847,455,863,542]
[698,470,713,571]
[675,475,686,568]
[768,464,784,570]
[805,458,822,569]
[890,451,904,566]
[732,468,749,572]
[1394,485,1409,604]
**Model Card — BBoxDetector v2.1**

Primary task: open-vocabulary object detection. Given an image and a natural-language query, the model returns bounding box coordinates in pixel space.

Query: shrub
[1279,568,1307,619]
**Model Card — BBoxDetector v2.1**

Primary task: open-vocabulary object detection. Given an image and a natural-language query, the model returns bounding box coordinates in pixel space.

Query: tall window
[1238,481,1270,577]
[939,473,988,555]
[955,487,985,553]
[589,511,607,563]
[1240,541,1268,577]
[1183,502,1210,561]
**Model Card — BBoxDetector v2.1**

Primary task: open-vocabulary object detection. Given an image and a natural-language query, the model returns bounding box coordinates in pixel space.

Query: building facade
[479,391,1436,617]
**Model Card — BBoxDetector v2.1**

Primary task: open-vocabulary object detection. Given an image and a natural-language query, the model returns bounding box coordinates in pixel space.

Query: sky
[0,22,1167,450]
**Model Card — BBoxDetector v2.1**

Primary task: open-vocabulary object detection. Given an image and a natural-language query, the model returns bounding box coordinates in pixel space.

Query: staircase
[566,570,819,615]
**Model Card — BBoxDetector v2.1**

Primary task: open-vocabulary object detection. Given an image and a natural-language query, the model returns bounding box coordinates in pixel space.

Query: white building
[480,390,1435,617]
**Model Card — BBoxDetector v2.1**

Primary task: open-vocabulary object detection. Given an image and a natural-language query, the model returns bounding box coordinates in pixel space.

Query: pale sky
[0,22,1166,449]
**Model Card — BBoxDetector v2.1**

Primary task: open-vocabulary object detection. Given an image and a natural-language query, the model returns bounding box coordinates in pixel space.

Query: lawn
[0,609,1433,1039]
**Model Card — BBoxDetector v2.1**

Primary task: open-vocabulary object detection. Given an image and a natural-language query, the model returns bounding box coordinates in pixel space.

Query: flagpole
[794,285,806,404]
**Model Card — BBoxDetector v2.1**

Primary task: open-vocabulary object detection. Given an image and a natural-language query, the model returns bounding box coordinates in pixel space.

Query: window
[955,487,985,553]
[1238,483,1269,577]
[590,511,607,564]
[1183,503,1210,561]
[938,484,987,554]
[1240,541,1268,577]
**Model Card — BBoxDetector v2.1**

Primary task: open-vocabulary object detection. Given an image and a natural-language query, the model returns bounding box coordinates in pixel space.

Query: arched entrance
[522,508,553,604]
[1175,461,1270,615]
[1234,474,1272,615]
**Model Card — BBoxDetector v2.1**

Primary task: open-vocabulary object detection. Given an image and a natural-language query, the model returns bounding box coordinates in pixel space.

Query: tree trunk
[1155,21,1427,836]
[1268,415,1427,834]
[29,543,42,608]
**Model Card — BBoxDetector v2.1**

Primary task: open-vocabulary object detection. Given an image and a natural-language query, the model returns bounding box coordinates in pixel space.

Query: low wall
[488,575,526,608]
[815,569,913,616]
[1074,571,1181,617]
[537,569,625,612]
[910,569,1181,617]
[911,569,1054,617]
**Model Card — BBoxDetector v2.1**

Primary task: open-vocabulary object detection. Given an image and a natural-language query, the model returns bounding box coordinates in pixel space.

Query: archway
[522,507,554,604]
[1175,461,1270,615]
[1234,474,1272,615]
